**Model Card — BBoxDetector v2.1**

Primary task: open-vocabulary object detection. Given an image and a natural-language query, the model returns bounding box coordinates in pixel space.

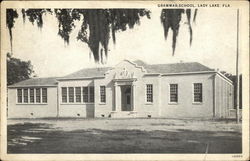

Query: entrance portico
[112,78,137,117]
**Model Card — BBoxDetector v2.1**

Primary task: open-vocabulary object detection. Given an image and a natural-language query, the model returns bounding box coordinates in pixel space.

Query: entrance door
[121,85,132,111]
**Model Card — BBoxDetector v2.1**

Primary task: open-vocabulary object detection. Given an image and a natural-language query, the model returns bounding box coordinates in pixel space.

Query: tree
[7,8,198,62]
[160,9,198,55]
[6,9,151,63]
[7,53,35,85]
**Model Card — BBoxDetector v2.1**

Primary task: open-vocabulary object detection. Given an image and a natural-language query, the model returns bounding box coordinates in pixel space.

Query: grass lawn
[7,118,242,153]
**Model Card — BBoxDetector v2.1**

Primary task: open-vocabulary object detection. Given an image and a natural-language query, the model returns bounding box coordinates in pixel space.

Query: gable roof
[8,77,58,88]
[8,60,215,87]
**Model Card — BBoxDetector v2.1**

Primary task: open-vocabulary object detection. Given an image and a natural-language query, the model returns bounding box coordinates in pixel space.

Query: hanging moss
[6,9,18,54]
[54,9,81,44]
[161,9,197,55]
[76,9,151,62]
[22,9,52,28]
[7,9,150,63]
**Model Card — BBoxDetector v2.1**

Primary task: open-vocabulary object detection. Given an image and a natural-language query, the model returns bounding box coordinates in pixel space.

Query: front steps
[109,111,137,118]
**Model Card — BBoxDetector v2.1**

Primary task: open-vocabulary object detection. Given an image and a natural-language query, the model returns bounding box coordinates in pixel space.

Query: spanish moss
[76,9,151,62]
[161,9,197,55]
[6,9,18,54]
[6,9,150,63]
[22,9,52,28]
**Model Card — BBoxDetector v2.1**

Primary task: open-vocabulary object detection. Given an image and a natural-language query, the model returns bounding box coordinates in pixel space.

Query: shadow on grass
[8,122,242,154]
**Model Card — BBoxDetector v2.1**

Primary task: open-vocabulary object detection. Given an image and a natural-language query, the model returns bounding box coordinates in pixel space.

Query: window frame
[35,88,41,103]
[17,88,23,103]
[60,86,95,104]
[75,87,82,103]
[146,84,153,103]
[29,88,35,103]
[61,87,68,103]
[193,83,203,104]
[42,88,47,103]
[100,86,106,103]
[16,88,48,104]
[68,87,75,103]
[169,84,178,104]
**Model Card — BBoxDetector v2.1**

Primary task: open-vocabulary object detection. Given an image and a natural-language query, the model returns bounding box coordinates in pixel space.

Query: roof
[133,60,214,73]
[63,67,112,79]
[63,60,213,79]
[8,77,58,88]
[8,60,214,87]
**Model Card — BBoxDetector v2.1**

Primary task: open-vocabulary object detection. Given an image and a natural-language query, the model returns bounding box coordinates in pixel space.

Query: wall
[8,87,58,118]
[134,75,161,117]
[58,79,95,118]
[160,73,215,118]
[214,73,234,118]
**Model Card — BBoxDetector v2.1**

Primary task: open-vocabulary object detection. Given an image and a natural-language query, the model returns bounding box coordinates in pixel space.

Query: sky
[5,8,240,77]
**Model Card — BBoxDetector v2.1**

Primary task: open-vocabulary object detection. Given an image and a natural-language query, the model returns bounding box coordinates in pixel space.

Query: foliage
[161,9,198,55]
[7,53,35,85]
[6,9,18,53]
[7,9,151,63]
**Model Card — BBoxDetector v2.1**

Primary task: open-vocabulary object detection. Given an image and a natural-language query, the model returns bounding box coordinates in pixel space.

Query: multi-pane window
[62,87,67,103]
[23,88,28,103]
[61,86,95,103]
[16,88,47,104]
[30,88,34,103]
[193,83,203,103]
[170,84,178,102]
[146,84,153,103]
[89,86,95,103]
[17,89,22,103]
[68,87,74,103]
[75,87,81,103]
[100,86,106,103]
[42,88,47,103]
[36,88,41,103]
[82,87,88,102]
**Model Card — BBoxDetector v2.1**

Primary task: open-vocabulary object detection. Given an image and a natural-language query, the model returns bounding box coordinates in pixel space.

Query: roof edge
[57,76,105,81]
[160,71,216,76]
[216,72,234,85]
[8,85,57,88]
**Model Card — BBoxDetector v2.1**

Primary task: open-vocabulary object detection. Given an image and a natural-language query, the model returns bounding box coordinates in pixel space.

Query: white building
[7,60,234,118]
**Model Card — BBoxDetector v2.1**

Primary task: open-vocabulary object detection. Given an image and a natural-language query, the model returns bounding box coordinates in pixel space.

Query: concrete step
[110,111,137,118]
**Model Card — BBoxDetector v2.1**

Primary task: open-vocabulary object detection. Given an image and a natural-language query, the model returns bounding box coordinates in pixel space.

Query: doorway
[121,85,132,111]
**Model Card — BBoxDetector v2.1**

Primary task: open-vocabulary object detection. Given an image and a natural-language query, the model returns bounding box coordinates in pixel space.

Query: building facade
[7,60,234,118]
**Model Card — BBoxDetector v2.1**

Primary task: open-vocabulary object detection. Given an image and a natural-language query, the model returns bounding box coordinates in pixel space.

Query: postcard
[1,0,249,161]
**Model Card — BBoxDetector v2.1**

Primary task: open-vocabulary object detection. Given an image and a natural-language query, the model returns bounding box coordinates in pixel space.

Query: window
[193,83,202,103]
[17,89,22,103]
[82,87,88,102]
[42,88,47,103]
[146,84,153,103]
[75,87,81,103]
[23,88,28,103]
[30,88,34,103]
[100,86,106,103]
[36,88,41,103]
[62,87,67,103]
[170,84,178,103]
[16,88,47,104]
[89,86,95,103]
[68,87,74,103]
[61,86,95,104]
